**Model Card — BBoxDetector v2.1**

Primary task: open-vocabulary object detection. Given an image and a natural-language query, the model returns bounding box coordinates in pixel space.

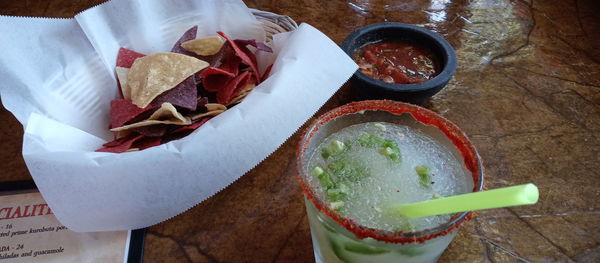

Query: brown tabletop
[1,0,599,262]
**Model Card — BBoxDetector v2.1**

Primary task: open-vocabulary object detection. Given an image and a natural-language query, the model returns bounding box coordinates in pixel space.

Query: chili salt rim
[296,100,484,244]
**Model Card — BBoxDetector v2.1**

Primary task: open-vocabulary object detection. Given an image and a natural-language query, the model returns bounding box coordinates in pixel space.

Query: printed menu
[0,188,140,262]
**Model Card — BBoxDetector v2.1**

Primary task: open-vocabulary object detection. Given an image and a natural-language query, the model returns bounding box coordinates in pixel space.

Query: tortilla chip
[189,103,225,120]
[205,103,227,111]
[133,136,162,150]
[218,32,261,83]
[115,130,133,139]
[97,134,163,153]
[200,66,236,78]
[131,125,173,137]
[151,75,198,110]
[116,48,145,68]
[127,52,209,108]
[227,82,255,106]
[97,135,143,153]
[110,99,153,129]
[115,67,130,99]
[262,64,273,80]
[182,36,225,56]
[174,117,211,133]
[190,110,225,120]
[232,74,255,98]
[194,46,226,68]
[110,119,190,132]
[110,103,191,132]
[214,45,241,77]
[227,93,247,106]
[149,102,189,122]
[199,67,236,92]
[236,44,258,74]
[196,97,209,111]
[216,71,251,104]
[171,26,198,56]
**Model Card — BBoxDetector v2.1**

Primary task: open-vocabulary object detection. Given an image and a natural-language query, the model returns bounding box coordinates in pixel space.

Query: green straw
[389,184,539,218]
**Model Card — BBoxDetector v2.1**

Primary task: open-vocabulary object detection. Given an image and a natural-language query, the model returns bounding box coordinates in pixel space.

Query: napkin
[0,0,357,232]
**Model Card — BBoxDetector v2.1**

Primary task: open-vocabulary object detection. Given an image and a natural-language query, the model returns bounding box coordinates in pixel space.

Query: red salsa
[353,40,439,84]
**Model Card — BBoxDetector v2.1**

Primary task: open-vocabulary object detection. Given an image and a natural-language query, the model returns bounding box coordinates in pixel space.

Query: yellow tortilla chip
[190,103,226,120]
[127,53,209,108]
[227,93,248,106]
[205,103,227,111]
[148,102,189,122]
[181,36,224,56]
[190,110,225,120]
[115,67,130,99]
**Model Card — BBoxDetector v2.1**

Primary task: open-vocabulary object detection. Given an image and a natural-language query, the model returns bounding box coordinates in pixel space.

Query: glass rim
[295,100,484,244]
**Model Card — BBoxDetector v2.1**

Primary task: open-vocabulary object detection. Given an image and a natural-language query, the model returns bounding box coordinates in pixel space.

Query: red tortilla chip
[200,66,236,78]
[110,99,153,129]
[150,75,198,110]
[199,67,236,92]
[231,74,255,99]
[217,71,250,104]
[262,64,274,80]
[116,48,145,68]
[217,45,241,76]
[217,32,261,83]
[171,26,198,56]
[236,45,258,75]
[97,135,143,153]
[131,124,173,137]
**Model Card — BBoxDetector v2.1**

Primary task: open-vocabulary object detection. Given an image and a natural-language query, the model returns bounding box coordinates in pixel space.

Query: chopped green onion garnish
[311,166,324,177]
[317,171,335,189]
[331,140,345,152]
[321,148,332,159]
[415,165,428,174]
[415,165,432,189]
[379,147,394,156]
[327,188,344,201]
[389,152,400,162]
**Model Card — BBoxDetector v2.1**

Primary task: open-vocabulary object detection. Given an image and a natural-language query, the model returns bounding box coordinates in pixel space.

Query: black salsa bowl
[341,22,457,105]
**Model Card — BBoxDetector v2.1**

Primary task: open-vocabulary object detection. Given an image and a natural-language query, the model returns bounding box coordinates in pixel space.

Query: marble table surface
[1,0,599,262]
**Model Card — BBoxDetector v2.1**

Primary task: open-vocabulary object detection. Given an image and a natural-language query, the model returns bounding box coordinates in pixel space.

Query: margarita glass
[296,100,484,263]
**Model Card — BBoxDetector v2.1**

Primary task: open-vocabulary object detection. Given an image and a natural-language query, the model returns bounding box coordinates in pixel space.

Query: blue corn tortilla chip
[171,26,198,56]
[150,75,198,110]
